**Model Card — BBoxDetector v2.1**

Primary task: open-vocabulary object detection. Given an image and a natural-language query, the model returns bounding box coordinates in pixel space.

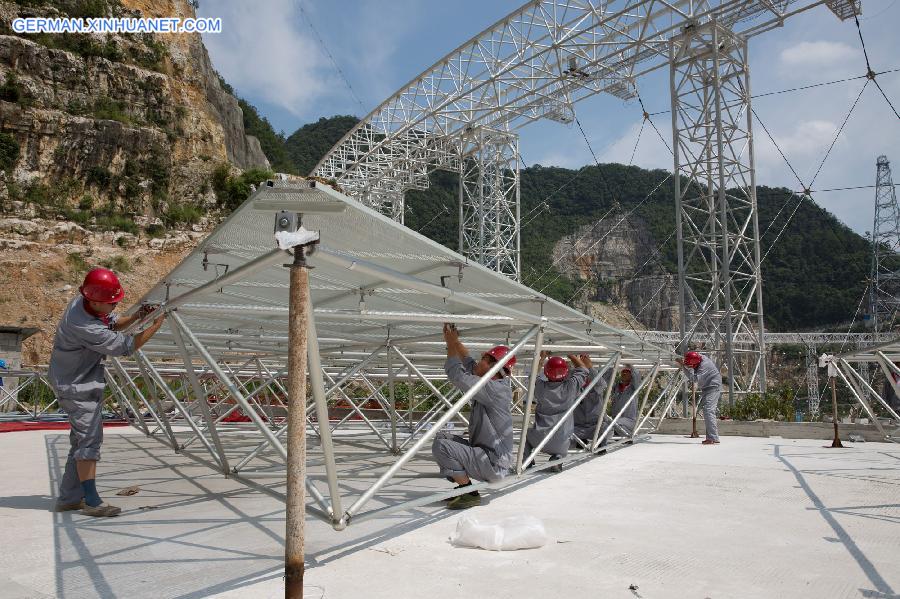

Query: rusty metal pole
[285,247,309,598]
[829,375,844,448]
[689,383,700,438]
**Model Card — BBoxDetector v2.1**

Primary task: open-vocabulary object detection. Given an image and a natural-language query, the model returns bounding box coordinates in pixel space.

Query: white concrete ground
[1,428,898,599]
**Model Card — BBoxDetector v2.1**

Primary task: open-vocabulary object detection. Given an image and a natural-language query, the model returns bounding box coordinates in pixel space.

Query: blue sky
[199,0,900,236]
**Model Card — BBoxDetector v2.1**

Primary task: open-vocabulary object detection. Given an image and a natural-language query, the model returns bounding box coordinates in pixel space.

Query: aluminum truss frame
[81,180,681,530]
[100,348,682,528]
[0,369,60,418]
[826,338,900,443]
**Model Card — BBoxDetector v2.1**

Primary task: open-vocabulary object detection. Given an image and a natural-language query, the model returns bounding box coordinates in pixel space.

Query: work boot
[548,455,564,473]
[444,483,471,502]
[81,502,122,517]
[447,491,481,510]
[54,499,85,512]
[701,439,720,445]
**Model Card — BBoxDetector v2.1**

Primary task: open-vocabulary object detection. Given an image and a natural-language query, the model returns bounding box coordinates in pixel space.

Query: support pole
[515,328,545,474]
[689,383,700,438]
[829,375,844,448]
[590,353,621,450]
[305,293,345,527]
[285,248,310,599]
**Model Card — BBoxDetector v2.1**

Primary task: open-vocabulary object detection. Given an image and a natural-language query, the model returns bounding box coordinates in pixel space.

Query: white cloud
[200,0,330,116]
[598,120,672,171]
[349,1,422,108]
[753,119,839,184]
[779,41,857,69]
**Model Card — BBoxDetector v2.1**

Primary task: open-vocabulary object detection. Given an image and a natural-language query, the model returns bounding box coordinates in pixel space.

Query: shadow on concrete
[43,425,645,598]
[0,494,56,510]
[44,432,553,599]
[773,444,898,598]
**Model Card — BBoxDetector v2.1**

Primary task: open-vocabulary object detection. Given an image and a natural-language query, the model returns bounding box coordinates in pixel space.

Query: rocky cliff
[552,210,680,331]
[0,0,270,362]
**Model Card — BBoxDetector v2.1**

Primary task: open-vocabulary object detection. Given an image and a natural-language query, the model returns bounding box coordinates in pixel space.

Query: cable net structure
[313,0,862,399]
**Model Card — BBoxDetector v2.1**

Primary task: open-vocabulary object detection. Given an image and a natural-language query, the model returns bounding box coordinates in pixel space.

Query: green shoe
[444,484,471,502]
[447,491,481,510]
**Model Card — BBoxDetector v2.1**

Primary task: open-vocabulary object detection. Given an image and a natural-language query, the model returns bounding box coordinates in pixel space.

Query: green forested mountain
[242,114,870,332]
[284,116,360,176]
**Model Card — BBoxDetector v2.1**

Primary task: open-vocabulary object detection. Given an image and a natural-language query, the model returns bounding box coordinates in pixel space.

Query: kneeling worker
[601,364,642,439]
[573,354,610,444]
[432,323,515,510]
[525,352,589,472]
[50,268,166,516]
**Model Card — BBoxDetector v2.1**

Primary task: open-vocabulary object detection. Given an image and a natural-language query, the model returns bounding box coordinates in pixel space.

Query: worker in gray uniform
[432,323,515,510]
[677,351,722,444]
[600,364,642,440]
[573,354,611,444]
[524,352,589,472]
[49,267,165,516]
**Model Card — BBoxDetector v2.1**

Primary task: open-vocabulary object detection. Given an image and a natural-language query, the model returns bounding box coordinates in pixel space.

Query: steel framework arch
[312,0,861,398]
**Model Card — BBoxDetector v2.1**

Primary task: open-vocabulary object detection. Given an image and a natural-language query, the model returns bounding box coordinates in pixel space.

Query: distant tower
[869,155,900,333]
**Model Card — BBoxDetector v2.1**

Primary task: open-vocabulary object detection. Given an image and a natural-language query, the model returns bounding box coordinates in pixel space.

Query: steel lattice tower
[670,20,766,401]
[869,155,900,334]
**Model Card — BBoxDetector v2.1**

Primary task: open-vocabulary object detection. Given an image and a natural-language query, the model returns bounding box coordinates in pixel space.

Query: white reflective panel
[136,180,675,367]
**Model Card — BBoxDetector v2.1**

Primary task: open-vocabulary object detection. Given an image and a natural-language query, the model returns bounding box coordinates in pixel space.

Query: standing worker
[432,323,515,510]
[49,267,166,516]
[524,352,589,472]
[676,351,722,445]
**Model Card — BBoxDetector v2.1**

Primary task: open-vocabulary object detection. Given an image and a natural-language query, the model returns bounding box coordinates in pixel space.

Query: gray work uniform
[49,297,135,504]
[431,356,514,482]
[599,365,643,439]
[525,367,589,457]
[573,367,611,441]
[685,355,722,441]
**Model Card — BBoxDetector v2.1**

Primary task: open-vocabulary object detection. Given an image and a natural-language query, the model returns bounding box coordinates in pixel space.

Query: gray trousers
[701,390,720,441]
[431,433,506,483]
[57,396,104,504]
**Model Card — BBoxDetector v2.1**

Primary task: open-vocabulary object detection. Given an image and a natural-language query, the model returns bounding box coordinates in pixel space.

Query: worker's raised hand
[539,350,551,362]
[443,323,459,344]
[136,304,159,319]
[567,354,582,368]
[578,353,592,368]
[675,357,684,366]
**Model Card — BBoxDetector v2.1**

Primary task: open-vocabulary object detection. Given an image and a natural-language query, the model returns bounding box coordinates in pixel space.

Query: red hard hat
[543,356,569,382]
[684,351,702,368]
[484,345,516,373]
[80,267,124,303]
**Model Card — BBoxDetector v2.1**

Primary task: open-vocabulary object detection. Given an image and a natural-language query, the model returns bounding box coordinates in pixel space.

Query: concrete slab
[1,429,898,598]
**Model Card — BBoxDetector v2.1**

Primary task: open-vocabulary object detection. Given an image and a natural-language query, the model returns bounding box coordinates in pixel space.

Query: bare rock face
[126,0,269,170]
[552,212,680,330]
[0,0,268,218]
[0,0,271,363]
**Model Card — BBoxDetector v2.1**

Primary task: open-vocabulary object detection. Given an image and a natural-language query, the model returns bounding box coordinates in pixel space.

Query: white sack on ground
[450,515,547,551]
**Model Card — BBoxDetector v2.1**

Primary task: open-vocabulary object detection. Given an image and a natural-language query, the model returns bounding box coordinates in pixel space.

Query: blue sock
[80,479,102,507]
